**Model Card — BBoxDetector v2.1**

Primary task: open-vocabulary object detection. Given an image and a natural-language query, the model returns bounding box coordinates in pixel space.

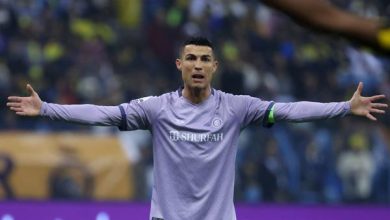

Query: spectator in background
[239,161,261,203]
[49,145,94,200]
[0,152,14,199]
[258,138,288,202]
[371,125,390,203]
[300,139,328,203]
[219,40,245,95]
[337,131,375,202]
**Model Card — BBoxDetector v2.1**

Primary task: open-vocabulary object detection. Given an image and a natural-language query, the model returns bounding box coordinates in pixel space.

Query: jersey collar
[177,87,214,97]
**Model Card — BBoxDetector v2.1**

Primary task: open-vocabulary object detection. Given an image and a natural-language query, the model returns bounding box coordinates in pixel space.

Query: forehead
[182,44,213,56]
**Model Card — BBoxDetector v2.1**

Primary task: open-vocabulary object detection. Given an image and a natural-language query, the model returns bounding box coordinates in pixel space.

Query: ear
[212,60,218,73]
[176,58,182,71]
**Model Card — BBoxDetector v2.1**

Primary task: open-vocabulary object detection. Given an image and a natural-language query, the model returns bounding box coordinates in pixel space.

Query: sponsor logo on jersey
[169,130,223,142]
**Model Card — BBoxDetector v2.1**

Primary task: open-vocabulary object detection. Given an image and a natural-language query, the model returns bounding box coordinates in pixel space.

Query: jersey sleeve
[40,96,162,130]
[118,96,161,131]
[40,102,122,126]
[230,95,274,128]
[229,94,351,129]
[273,101,351,122]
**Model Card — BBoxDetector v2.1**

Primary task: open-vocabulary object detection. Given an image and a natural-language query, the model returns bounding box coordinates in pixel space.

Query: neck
[182,86,211,104]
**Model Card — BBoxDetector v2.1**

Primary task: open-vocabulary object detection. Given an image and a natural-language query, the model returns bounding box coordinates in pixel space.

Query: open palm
[7,84,42,116]
[350,82,388,121]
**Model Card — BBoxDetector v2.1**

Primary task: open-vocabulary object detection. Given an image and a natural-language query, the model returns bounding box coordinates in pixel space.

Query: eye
[201,56,211,62]
[185,55,196,61]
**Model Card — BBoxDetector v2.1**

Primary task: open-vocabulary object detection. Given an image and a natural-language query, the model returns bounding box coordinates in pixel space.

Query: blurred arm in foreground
[263,0,390,55]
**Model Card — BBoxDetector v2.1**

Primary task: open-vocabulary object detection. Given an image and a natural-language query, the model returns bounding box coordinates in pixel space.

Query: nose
[194,59,202,71]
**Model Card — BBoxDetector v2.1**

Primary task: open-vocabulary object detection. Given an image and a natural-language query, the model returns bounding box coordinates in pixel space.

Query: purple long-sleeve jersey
[40,88,350,220]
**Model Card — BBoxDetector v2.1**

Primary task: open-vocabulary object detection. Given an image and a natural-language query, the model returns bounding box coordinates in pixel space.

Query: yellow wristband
[378,28,390,50]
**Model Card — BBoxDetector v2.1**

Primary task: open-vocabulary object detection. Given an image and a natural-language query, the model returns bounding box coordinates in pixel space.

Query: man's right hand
[7,84,43,116]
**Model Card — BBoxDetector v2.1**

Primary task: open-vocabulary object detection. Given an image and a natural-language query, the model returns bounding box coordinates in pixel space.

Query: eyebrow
[184,54,212,58]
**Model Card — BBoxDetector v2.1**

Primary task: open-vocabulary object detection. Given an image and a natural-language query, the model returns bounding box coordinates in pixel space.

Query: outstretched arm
[272,82,387,123]
[262,0,390,53]
[7,84,122,126]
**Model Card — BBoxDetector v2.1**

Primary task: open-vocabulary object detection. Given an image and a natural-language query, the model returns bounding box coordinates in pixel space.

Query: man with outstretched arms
[7,37,388,220]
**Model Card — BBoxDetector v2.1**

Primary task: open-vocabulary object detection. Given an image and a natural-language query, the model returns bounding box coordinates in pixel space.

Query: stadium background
[0,0,389,219]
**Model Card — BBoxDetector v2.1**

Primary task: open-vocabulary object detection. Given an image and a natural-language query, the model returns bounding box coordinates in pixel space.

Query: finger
[10,107,23,112]
[15,112,26,116]
[6,102,22,108]
[7,96,22,102]
[371,103,388,108]
[366,113,377,121]
[356,82,363,95]
[369,94,386,101]
[26,84,35,95]
[370,109,386,114]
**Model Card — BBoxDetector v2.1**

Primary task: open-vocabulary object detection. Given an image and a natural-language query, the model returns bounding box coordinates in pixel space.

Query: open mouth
[192,74,205,79]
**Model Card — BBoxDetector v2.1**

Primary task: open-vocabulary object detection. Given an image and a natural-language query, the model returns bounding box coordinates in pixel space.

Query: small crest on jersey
[135,96,153,103]
[212,118,223,128]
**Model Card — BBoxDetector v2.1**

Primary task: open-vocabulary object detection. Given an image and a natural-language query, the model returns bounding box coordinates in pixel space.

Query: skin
[263,0,384,51]
[350,82,387,121]
[7,84,42,116]
[6,45,389,120]
[176,44,218,104]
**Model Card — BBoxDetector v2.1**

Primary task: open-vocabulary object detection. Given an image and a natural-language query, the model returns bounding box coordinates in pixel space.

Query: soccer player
[7,37,388,220]
[262,0,390,54]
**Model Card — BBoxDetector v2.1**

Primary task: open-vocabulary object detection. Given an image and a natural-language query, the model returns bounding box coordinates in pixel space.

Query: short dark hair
[182,36,214,49]
[179,36,215,58]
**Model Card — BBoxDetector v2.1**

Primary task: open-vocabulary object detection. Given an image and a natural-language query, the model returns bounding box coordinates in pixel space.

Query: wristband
[262,102,275,128]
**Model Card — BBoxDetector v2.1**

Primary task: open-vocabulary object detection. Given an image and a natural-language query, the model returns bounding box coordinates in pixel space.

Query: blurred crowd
[1,0,390,203]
